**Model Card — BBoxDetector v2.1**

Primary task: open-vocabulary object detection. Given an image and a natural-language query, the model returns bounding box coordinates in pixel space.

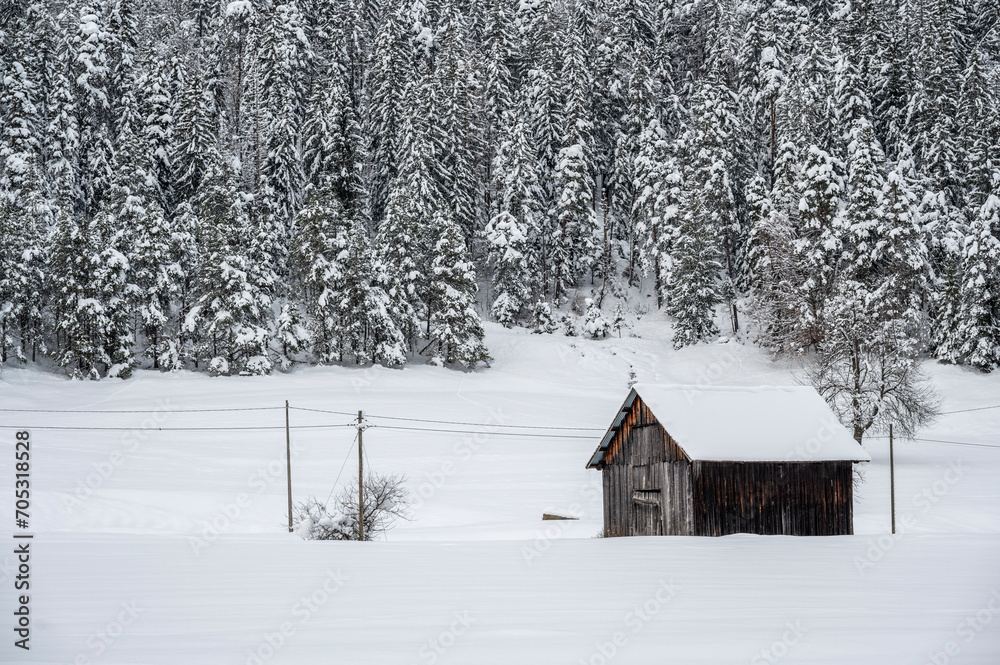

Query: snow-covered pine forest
[0,0,998,379]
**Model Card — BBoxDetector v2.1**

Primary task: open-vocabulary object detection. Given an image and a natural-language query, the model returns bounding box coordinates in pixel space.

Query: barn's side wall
[691,461,854,536]
[601,397,694,537]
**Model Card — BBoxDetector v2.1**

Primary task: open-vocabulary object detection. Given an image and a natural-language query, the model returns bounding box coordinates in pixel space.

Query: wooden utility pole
[357,410,364,542]
[285,400,293,533]
[889,423,896,535]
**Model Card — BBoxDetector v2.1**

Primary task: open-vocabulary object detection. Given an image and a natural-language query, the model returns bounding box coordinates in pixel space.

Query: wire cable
[0,406,285,414]
[289,406,357,417]
[868,434,1000,450]
[291,406,604,431]
[324,433,358,507]
[363,439,373,476]
[0,423,355,432]
[939,404,1000,415]
[911,437,1000,450]
[370,423,596,438]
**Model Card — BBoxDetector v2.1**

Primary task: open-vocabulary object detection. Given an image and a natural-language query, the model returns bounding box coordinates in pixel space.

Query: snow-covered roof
[588,384,871,466]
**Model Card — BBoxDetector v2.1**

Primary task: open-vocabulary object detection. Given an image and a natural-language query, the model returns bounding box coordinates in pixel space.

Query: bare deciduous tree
[805,291,940,444]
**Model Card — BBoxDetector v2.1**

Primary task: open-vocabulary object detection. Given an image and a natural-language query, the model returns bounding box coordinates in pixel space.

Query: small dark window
[632,489,661,505]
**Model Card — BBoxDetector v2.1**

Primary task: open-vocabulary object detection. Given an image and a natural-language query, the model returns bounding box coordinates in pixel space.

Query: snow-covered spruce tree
[551,139,597,302]
[481,0,515,166]
[0,43,48,361]
[188,150,275,375]
[832,49,873,161]
[550,1,597,302]
[0,55,40,200]
[301,65,363,211]
[666,183,723,348]
[633,118,681,307]
[47,198,134,379]
[531,301,557,334]
[172,74,216,205]
[429,5,483,242]
[520,0,563,290]
[791,144,846,351]
[141,54,176,214]
[43,8,82,210]
[47,207,103,378]
[664,79,739,349]
[926,188,968,364]
[258,1,312,255]
[273,302,310,370]
[164,201,200,370]
[427,211,491,368]
[582,298,610,339]
[289,181,351,363]
[108,124,176,367]
[0,162,48,365]
[903,0,962,202]
[873,146,929,328]
[375,82,439,346]
[954,186,1000,371]
[486,109,540,326]
[337,222,406,365]
[743,172,796,351]
[739,4,787,180]
[90,206,136,377]
[611,53,656,292]
[484,208,529,328]
[290,179,406,366]
[365,0,413,224]
[74,2,115,217]
[695,77,741,334]
[956,50,999,216]
[841,118,887,287]
[106,0,140,116]
[7,2,50,162]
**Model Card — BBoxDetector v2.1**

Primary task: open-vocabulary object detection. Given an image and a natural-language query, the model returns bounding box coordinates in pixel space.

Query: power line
[289,406,357,417]
[0,405,284,414]
[869,434,1000,450]
[0,423,355,432]
[369,413,604,431]
[324,433,358,507]
[291,406,604,431]
[912,437,1000,450]
[371,423,596,439]
[363,439,373,474]
[939,404,1000,416]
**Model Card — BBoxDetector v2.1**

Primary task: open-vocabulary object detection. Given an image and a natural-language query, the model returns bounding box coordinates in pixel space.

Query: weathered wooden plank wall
[691,461,854,536]
[601,397,694,537]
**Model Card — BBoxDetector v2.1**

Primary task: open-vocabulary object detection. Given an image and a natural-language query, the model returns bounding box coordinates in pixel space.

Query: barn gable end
[595,394,694,536]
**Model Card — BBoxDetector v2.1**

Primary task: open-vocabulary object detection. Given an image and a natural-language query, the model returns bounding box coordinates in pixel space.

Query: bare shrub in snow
[294,473,412,541]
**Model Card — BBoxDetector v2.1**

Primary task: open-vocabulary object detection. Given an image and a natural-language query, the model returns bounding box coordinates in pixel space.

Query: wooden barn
[587,384,871,537]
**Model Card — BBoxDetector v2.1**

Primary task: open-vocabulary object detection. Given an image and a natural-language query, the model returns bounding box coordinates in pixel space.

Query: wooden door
[632,490,663,535]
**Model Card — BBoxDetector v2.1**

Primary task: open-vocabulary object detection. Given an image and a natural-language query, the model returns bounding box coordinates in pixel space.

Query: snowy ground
[2,319,1000,663]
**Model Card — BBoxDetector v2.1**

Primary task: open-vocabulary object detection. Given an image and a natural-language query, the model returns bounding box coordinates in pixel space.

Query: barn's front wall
[598,395,856,537]
[691,461,854,536]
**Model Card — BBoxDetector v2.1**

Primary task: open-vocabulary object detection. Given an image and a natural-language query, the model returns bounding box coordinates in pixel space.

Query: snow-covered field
[2,320,1000,664]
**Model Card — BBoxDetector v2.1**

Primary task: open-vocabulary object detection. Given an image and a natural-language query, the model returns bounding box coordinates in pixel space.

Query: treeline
[0,0,998,381]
